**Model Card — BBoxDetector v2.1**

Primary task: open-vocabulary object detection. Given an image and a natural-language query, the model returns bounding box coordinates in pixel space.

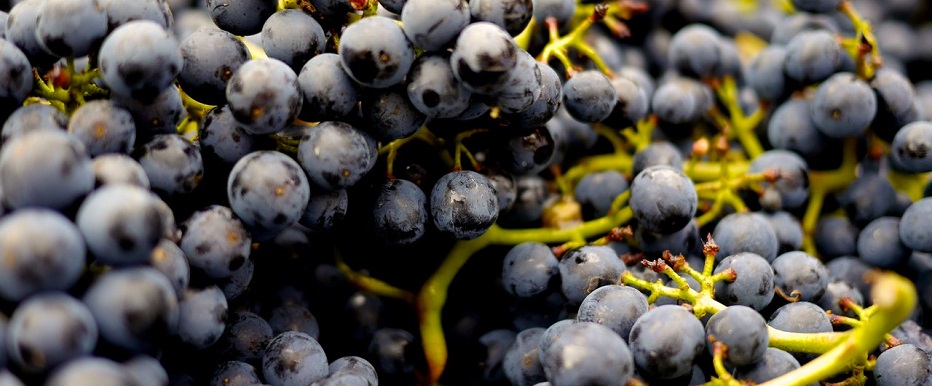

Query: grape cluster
[0,0,932,385]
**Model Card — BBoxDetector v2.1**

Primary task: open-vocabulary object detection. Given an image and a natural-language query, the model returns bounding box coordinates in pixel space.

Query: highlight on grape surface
[0,0,930,385]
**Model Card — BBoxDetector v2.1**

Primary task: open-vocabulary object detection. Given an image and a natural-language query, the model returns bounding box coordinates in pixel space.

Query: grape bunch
[0,0,932,385]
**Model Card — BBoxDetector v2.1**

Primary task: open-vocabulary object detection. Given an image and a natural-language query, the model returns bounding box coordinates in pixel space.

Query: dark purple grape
[705,305,768,367]
[430,170,499,240]
[628,305,705,380]
[0,209,86,302]
[98,20,183,102]
[225,58,303,135]
[7,292,98,372]
[401,0,469,51]
[469,0,533,36]
[297,121,378,191]
[205,0,278,36]
[0,130,94,211]
[371,178,429,245]
[68,100,136,156]
[178,26,251,105]
[298,53,360,122]
[714,252,775,311]
[35,0,108,58]
[450,22,519,95]
[502,242,559,298]
[261,9,326,71]
[227,151,311,241]
[339,16,415,89]
[629,165,697,234]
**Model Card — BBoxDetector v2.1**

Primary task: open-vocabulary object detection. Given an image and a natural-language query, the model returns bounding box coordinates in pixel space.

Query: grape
[838,173,897,227]
[705,305,768,367]
[368,328,418,377]
[469,0,533,36]
[83,267,180,353]
[901,198,932,252]
[262,330,330,386]
[198,105,266,165]
[0,103,68,145]
[339,16,415,89]
[6,292,98,371]
[99,0,173,30]
[576,285,648,341]
[430,170,499,240]
[601,76,649,129]
[178,26,251,105]
[496,49,543,114]
[68,100,136,156]
[0,209,85,302]
[811,72,877,138]
[134,133,204,196]
[359,85,427,141]
[0,39,32,117]
[450,22,519,95]
[211,361,262,386]
[261,9,326,71]
[35,0,108,58]
[871,68,920,142]
[371,178,429,245]
[558,245,626,304]
[405,52,472,119]
[733,348,802,383]
[783,30,842,84]
[124,355,170,386]
[269,304,320,340]
[177,285,228,349]
[764,211,804,253]
[504,61,563,129]
[749,150,810,210]
[637,219,701,258]
[668,24,723,79]
[227,151,311,241]
[300,189,350,231]
[299,53,360,122]
[817,280,864,318]
[113,85,187,139]
[479,329,517,382]
[5,0,58,69]
[747,46,787,102]
[857,216,911,269]
[573,170,628,219]
[497,126,556,176]
[540,321,634,386]
[92,154,150,189]
[297,121,378,191]
[205,0,278,36]
[650,78,704,125]
[873,344,932,386]
[825,256,873,302]
[769,302,833,335]
[767,98,827,161]
[379,0,407,14]
[99,20,183,102]
[328,356,379,385]
[631,141,684,178]
[713,212,780,262]
[629,165,697,234]
[401,0,469,52]
[0,130,94,211]
[792,0,841,13]
[150,238,190,299]
[891,121,932,173]
[220,311,273,361]
[772,251,829,302]
[562,70,617,123]
[714,252,775,311]
[532,0,576,26]
[45,357,136,386]
[180,205,251,278]
[225,58,303,135]
[78,184,167,266]
[502,242,560,298]
[628,305,705,380]
[503,327,546,386]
